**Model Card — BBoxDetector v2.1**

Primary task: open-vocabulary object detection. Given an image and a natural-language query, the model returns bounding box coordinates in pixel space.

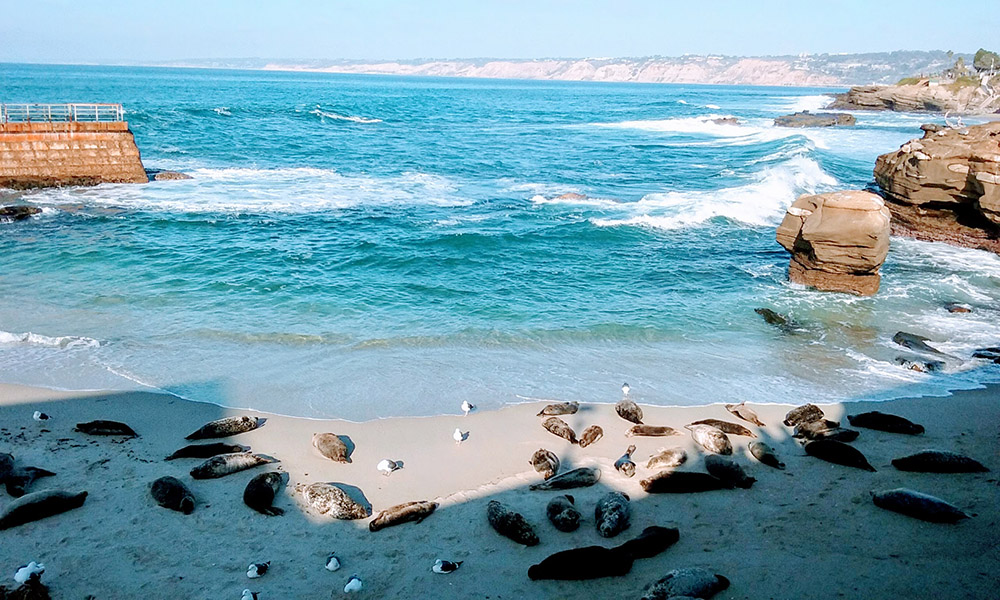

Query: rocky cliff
[829,80,1000,115]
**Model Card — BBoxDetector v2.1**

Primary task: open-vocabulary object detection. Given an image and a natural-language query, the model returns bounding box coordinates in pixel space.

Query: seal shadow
[337,435,356,463]
[328,482,371,515]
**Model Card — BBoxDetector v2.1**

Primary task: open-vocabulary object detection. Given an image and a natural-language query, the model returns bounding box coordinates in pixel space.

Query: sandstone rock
[828,81,1000,115]
[774,111,855,128]
[0,205,41,223]
[776,191,890,295]
[710,117,741,126]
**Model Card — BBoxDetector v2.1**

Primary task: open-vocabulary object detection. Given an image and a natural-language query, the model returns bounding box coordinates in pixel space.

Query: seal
[185,415,260,440]
[615,397,643,424]
[846,411,924,435]
[150,476,195,514]
[74,420,137,437]
[627,425,681,437]
[614,445,637,477]
[529,448,560,480]
[724,402,765,426]
[546,495,581,532]
[164,443,249,461]
[641,567,730,600]
[296,482,371,519]
[536,401,579,416]
[891,450,989,473]
[244,471,286,516]
[529,466,601,491]
[646,448,687,470]
[804,439,876,472]
[0,453,13,482]
[704,455,755,489]
[312,433,351,463]
[190,453,277,479]
[486,500,539,546]
[0,489,88,530]
[640,471,726,494]
[685,424,732,455]
[612,525,680,559]
[688,419,756,438]
[748,441,784,469]
[872,488,970,523]
[578,425,604,448]
[541,417,578,444]
[783,404,825,427]
[5,466,56,498]
[793,421,860,442]
[595,491,631,538]
[528,546,633,580]
[369,500,438,531]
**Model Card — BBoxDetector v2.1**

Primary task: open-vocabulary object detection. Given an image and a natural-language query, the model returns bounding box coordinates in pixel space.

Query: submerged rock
[0,205,41,223]
[774,111,855,127]
[146,169,193,181]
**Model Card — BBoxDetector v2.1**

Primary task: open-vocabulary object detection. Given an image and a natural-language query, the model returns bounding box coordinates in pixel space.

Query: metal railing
[0,103,125,123]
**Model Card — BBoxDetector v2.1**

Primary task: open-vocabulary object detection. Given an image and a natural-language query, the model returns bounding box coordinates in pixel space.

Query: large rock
[829,81,1000,115]
[776,191,891,295]
[873,121,1000,253]
[774,111,855,127]
[0,205,41,223]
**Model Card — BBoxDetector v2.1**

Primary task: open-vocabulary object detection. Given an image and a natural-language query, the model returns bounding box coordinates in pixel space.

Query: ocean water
[1,63,998,420]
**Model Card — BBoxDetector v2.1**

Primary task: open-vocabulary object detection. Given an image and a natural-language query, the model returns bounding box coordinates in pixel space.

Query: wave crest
[0,330,101,349]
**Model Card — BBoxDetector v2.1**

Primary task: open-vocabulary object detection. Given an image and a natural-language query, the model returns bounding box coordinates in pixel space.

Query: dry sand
[0,382,998,599]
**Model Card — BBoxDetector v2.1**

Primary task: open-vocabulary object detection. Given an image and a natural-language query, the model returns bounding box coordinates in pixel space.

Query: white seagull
[246,562,269,579]
[325,554,341,572]
[344,574,363,593]
[14,561,45,584]
[241,590,259,600]
[461,400,475,416]
[32,411,49,422]
[376,459,401,476]
[432,559,463,574]
[453,428,468,444]
[621,382,630,397]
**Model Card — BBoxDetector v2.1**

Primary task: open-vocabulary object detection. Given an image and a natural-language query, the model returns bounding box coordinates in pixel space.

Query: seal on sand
[872,488,970,523]
[312,433,351,463]
[529,467,601,491]
[296,482,371,519]
[704,454,755,489]
[613,525,680,559]
[5,466,56,498]
[685,424,732,455]
[891,450,989,473]
[529,449,560,480]
[689,419,756,438]
[615,445,636,477]
[537,401,579,416]
[748,441,784,469]
[595,491,631,538]
[369,500,438,532]
[541,417,578,444]
[528,546,633,580]
[487,500,539,546]
[724,402,765,426]
[165,443,249,461]
[150,476,195,514]
[546,495,581,532]
[793,421,859,442]
[640,471,726,494]
[615,398,643,424]
[783,404,825,427]
[244,471,286,516]
[0,489,88,530]
[847,411,924,435]
[646,448,687,470]
[74,420,137,437]
[641,567,730,600]
[627,425,681,437]
[804,439,875,472]
[185,415,260,440]
[190,453,276,479]
[578,425,604,448]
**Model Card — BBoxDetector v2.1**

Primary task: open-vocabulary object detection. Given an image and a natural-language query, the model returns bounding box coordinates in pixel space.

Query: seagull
[621,382,630,397]
[325,554,341,572]
[246,562,269,579]
[32,411,49,422]
[241,590,258,600]
[432,559,463,574]
[453,428,468,444]
[14,561,45,584]
[344,574,363,593]
[461,400,475,416]
[377,459,401,476]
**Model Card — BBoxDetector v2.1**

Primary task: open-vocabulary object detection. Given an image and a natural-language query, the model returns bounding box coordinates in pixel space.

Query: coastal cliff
[829,81,1000,115]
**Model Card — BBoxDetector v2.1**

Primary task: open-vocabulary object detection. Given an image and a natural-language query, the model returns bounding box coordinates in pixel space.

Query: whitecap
[704,104,721,109]
[0,330,101,349]
[213,107,232,117]
[310,107,382,124]
[782,94,835,113]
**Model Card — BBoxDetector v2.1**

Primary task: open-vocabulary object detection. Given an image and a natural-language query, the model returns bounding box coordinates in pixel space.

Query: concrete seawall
[0,121,147,189]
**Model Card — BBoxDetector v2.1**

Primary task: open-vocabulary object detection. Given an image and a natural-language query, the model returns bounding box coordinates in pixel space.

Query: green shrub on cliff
[947,76,980,92]
[973,48,999,72]
[896,76,922,85]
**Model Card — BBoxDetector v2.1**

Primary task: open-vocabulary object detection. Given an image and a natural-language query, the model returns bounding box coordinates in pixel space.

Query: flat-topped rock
[0,205,41,222]
[774,111,855,128]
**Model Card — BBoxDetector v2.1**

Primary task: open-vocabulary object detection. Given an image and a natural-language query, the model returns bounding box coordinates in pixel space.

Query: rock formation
[0,205,41,223]
[774,111,855,128]
[829,81,1000,115]
[873,121,1000,253]
[776,191,891,295]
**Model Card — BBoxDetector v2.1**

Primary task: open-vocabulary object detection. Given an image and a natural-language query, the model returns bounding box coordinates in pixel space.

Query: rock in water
[527,546,633,580]
[536,401,579,416]
[615,398,643,424]
[804,440,876,471]
[74,420,137,437]
[891,450,989,473]
[783,404,826,427]
[774,111,856,127]
[704,455,756,489]
[487,500,539,546]
[578,425,604,448]
[296,482,371,519]
[685,424,732,455]
[541,417,578,444]
[546,495,581,532]
[724,402,765,426]
[595,492,631,538]
[612,525,680,559]
[872,488,970,523]
[529,448,560,480]
[640,471,727,494]
[190,453,276,479]
[369,500,437,531]
[0,205,42,222]
[748,441,784,469]
[150,476,195,514]
[0,490,88,530]
[847,411,924,435]
[185,415,260,440]
[689,419,756,438]
[641,567,731,600]
[529,467,601,491]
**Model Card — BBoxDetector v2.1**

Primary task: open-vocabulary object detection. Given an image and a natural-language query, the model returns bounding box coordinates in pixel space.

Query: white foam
[593,115,747,137]
[530,194,621,208]
[0,330,100,349]
[213,107,232,117]
[704,104,721,109]
[310,107,382,124]
[782,95,835,113]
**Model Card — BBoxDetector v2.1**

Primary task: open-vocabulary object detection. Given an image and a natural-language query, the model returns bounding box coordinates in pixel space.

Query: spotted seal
[595,491,631,538]
[528,546,633,580]
[296,482,371,519]
[487,500,539,546]
[244,471,286,516]
[782,404,825,427]
[640,471,726,494]
[613,525,680,559]
[641,567,730,600]
[529,449,560,480]
[748,441,784,469]
[190,453,276,479]
[536,401,579,416]
[704,455,755,489]
[546,495,581,532]
[724,402,765,426]
[369,500,438,531]
[185,415,260,440]
[529,466,601,491]
[793,421,860,442]
[541,417,578,444]
[627,425,682,437]
[847,411,924,435]
[615,398,643,424]
[5,466,56,498]
[615,445,637,477]
[150,476,195,514]
[685,424,732,455]
[646,448,687,470]
[891,450,988,473]
[688,419,756,438]
[0,489,88,530]
[872,488,970,523]
[578,425,604,448]
[804,440,875,472]
[312,433,351,463]
[74,420,137,437]
[165,442,249,461]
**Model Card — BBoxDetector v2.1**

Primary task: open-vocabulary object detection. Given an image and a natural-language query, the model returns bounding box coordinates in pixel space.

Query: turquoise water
[1,64,998,420]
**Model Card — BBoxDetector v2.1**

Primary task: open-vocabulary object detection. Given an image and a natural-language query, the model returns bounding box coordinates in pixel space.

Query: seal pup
[647,448,687,470]
[872,488,970,523]
[641,567,730,600]
[847,411,924,435]
[453,428,468,444]
[185,415,260,440]
[529,449,560,480]
[190,453,276,479]
[0,489,88,530]
[32,411,49,422]
[325,554,341,571]
[783,404,825,427]
[150,476,195,514]
[627,425,681,437]
[165,442,249,461]
[804,440,876,471]
[613,525,680,559]
[640,471,726,494]
[689,419,756,438]
[312,433,351,463]
[529,466,601,491]
[6,466,56,498]
[296,482,371,519]
[246,562,269,578]
[487,500,539,546]
[74,420,137,437]
[14,561,45,585]
[748,441,784,469]
[244,471,286,516]
[595,491,631,538]
[461,400,475,416]
[541,417,578,444]
[376,459,402,476]
[528,546,633,580]
[704,455,755,489]
[369,500,438,531]
[685,424,733,455]
[546,495,581,532]
[724,402,765,426]
[615,445,637,477]
[578,425,604,448]
[891,450,989,473]
[793,421,860,442]
[537,401,579,416]
[615,397,643,424]
[432,559,463,574]
[344,575,362,593]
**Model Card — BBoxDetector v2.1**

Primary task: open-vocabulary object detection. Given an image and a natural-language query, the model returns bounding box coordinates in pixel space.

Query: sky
[1,0,997,64]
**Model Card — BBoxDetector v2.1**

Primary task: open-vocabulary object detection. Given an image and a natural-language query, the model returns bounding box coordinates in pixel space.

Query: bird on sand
[344,574,363,593]
[461,400,475,416]
[432,559,463,574]
[453,428,468,444]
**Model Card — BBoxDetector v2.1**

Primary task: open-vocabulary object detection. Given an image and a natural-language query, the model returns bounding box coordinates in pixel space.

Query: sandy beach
[1,381,997,599]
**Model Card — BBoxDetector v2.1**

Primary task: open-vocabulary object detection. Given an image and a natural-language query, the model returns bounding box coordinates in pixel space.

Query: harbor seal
[872,488,970,523]
[627,425,682,437]
[74,420,137,437]
[529,449,560,480]
[536,401,579,416]
[782,404,825,427]
[804,440,876,472]
[641,567,730,600]
[578,425,604,448]
[244,471,286,516]
[150,476,195,514]
[615,397,643,424]
[595,491,631,538]
[312,433,351,463]
[891,450,989,473]
[541,417,578,444]
[185,415,260,440]
[487,500,539,546]
[190,453,276,479]
[615,445,637,477]
[640,471,726,494]
[0,489,88,530]
[165,442,249,461]
[689,419,756,438]
[724,402,765,426]
[529,466,601,491]
[5,466,56,498]
[528,546,633,580]
[793,421,860,442]
[613,525,680,559]
[546,495,581,532]
[704,455,755,489]
[296,482,371,519]
[847,411,924,435]
[369,500,438,531]
[685,424,732,455]
[0,453,13,481]
[646,448,687,470]
[748,441,784,469]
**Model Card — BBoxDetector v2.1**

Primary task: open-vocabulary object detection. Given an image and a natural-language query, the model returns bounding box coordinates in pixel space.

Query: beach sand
[1,382,997,599]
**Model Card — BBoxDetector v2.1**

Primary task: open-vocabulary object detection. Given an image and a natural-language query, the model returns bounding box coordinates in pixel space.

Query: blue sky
[1,0,996,63]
